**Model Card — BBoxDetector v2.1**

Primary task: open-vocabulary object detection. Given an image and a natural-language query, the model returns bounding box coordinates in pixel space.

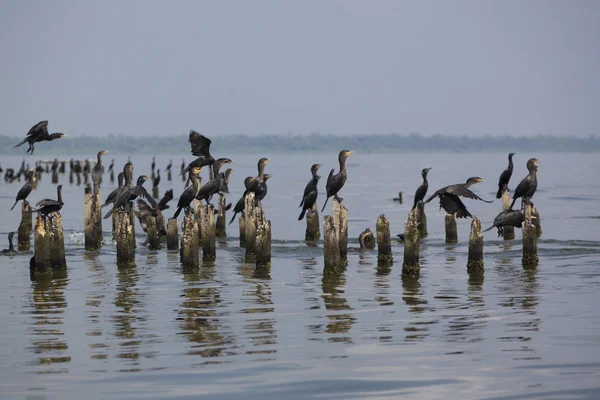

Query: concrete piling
[84,193,103,250]
[51,170,59,184]
[244,192,257,262]
[522,204,539,266]
[376,214,393,264]
[33,212,66,274]
[467,217,484,273]
[445,214,458,243]
[323,199,348,273]
[305,203,320,241]
[216,195,227,237]
[416,201,427,238]
[180,212,199,269]
[333,199,348,262]
[167,218,179,250]
[239,215,246,247]
[144,215,160,250]
[501,191,515,240]
[200,204,216,261]
[402,208,420,277]
[115,210,135,265]
[18,201,32,251]
[359,228,375,249]
[255,206,272,267]
[532,206,542,237]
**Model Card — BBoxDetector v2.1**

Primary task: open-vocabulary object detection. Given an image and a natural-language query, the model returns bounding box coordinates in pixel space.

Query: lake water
[1,152,599,400]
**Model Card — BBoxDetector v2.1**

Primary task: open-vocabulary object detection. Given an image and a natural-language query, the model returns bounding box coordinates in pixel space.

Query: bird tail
[321,197,329,212]
[13,139,27,148]
[229,212,237,225]
[299,198,304,208]
[298,208,306,220]
[509,198,516,210]
[225,203,232,211]
[10,201,17,211]
[103,208,114,219]
[483,224,495,232]
[496,185,505,199]
[424,194,436,204]
[173,207,182,219]
[456,208,472,219]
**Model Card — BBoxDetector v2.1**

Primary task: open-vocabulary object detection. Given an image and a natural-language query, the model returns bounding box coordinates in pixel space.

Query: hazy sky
[1,1,598,137]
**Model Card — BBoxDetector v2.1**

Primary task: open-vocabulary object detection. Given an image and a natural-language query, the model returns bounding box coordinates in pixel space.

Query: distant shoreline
[1,133,598,155]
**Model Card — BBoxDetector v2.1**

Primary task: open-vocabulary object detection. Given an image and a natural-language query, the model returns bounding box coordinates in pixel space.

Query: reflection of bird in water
[322,150,354,212]
[92,150,108,194]
[413,168,432,210]
[13,120,66,154]
[11,170,35,211]
[1,232,16,254]
[484,209,528,237]
[496,153,515,199]
[425,177,492,218]
[299,164,321,221]
[510,158,539,210]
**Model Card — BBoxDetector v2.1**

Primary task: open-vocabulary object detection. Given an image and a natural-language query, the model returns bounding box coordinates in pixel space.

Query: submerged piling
[200,204,216,261]
[416,201,427,238]
[84,193,103,250]
[305,203,320,241]
[467,217,484,273]
[244,192,257,262]
[402,208,420,277]
[376,214,393,264]
[115,210,135,265]
[180,212,199,269]
[167,218,179,250]
[501,191,515,240]
[18,201,32,251]
[522,204,539,266]
[255,206,272,267]
[216,195,227,237]
[445,214,458,243]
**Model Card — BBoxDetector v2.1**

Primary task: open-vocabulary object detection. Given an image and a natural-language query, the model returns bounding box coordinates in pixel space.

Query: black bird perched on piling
[1,232,16,254]
[153,169,161,188]
[11,170,35,211]
[151,157,156,174]
[510,158,540,210]
[299,164,321,220]
[256,174,271,203]
[92,150,108,194]
[413,168,432,210]
[321,150,354,212]
[173,167,202,219]
[496,153,516,199]
[102,172,125,208]
[484,209,527,237]
[158,189,174,211]
[244,158,270,194]
[13,121,66,154]
[182,130,215,176]
[166,159,172,172]
[425,177,492,218]
[135,198,167,238]
[31,185,64,219]
[195,159,233,205]
[108,159,114,174]
[229,193,246,225]
[103,176,155,219]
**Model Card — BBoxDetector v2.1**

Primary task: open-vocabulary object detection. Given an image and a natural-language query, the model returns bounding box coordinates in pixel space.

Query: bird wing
[158,189,174,210]
[26,121,48,138]
[325,169,335,190]
[189,130,212,157]
[447,185,493,202]
[136,198,155,217]
[138,187,158,208]
[424,189,442,204]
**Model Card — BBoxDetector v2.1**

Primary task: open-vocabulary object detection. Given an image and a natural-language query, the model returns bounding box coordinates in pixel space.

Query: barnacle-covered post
[115,210,135,265]
[445,214,458,243]
[323,199,348,274]
[180,212,199,269]
[84,192,103,250]
[255,206,271,267]
[305,203,320,241]
[244,192,257,262]
[416,201,427,238]
[402,208,420,277]
[467,217,484,273]
[201,204,216,261]
[522,203,539,266]
[216,195,227,237]
[501,191,515,240]
[376,214,393,264]
[166,218,179,250]
[18,201,32,251]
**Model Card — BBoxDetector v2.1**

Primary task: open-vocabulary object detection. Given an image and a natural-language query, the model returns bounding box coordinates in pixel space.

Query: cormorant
[166,159,172,172]
[510,158,540,210]
[158,189,174,211]
[413,167,432,210]
[496,152,516,199]
[92,150,108,194]
[1,232,16,254]
[31,185,64,219]
[299,164,321,220]
[173,167,202,219]
[153,169,161,188]
[11,170,35,211]
[102,172,125,208]
[425,177,492,218]
[13,121,66,154]
[151,157,156,173]
[103,175,155,219]
[135,198,167,238]
[108,159,114,173]
[484,209,527,237]
[255,174,271,202]
[321,150,354,212]
[195,158,233,205]
[359,228,375,249]
[182,130,215,175]
[229,193,246,225]
[244,158,269,193]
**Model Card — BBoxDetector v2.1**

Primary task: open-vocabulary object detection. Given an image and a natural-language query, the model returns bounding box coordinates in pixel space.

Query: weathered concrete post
[244,192,257,262]
[416,201,427,238]
[194,199,203,242]
[48,213,66,270]
[59,162,66,174]
[323,215,342,272]
[115,210,135,265]
[532,206,542,237]
[129,204,136,248]
[167,170,172,181]
[445,214,458,243]
[201,204,216,261]
[305,203,320,241]
[522,204,539,266]
[359,228,375,249]
[467,217,484,273]
[33,213,66,274]
[166,218,179,250]
[239,215,246,247]
[376,214,393,264]
[18,201,32,251]
[180,212,199,269]
[144,215,160,250]
[33,214,51,275]
[51,170,59,184]
[255,206,272,267]
[84,193,103,250]
[501,191,515,240]
[402,208,420,277]
[332,199,348,262]
[216,195,227,237]
[152,186,159,200]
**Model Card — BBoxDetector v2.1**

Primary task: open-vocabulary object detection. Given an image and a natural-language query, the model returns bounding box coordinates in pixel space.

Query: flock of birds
[1,120,540,255]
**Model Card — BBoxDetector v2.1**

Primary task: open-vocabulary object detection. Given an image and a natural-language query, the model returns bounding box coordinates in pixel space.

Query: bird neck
[508,157,513,169]
[339,157,347,173]
[8,236,14,252]
[258,163,265,178]
[57,187,63,203]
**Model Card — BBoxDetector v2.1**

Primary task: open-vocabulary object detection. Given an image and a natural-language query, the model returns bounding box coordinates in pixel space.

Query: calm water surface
[0,152,599,399]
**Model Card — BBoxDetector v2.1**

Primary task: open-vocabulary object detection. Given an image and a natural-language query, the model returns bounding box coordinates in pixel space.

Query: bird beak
[143,176,149,180]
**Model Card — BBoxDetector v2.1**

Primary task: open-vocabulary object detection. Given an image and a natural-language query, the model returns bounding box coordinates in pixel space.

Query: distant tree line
[0,132,598,156]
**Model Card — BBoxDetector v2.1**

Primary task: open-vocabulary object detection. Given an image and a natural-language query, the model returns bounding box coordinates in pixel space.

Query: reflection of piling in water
[239,215,246,247]
[416,201,427,237]
[244,193,257,262]
[167,218,178,250]
[84,193,103,250]
[33,212,66,274]
[445,214,458,243]
[376,214,393,264]
[522,204,539,266]
[305,203,320,241]
[200,205,216,261]
[18,201,32,251]
[323,199,348,273]
[181,212,199,269]
[216,195,227,237]
[467,217,484,273]
[255,206,271,267]
[115,210,135,265]
[402,208,420,277]
[501,191,515,240]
